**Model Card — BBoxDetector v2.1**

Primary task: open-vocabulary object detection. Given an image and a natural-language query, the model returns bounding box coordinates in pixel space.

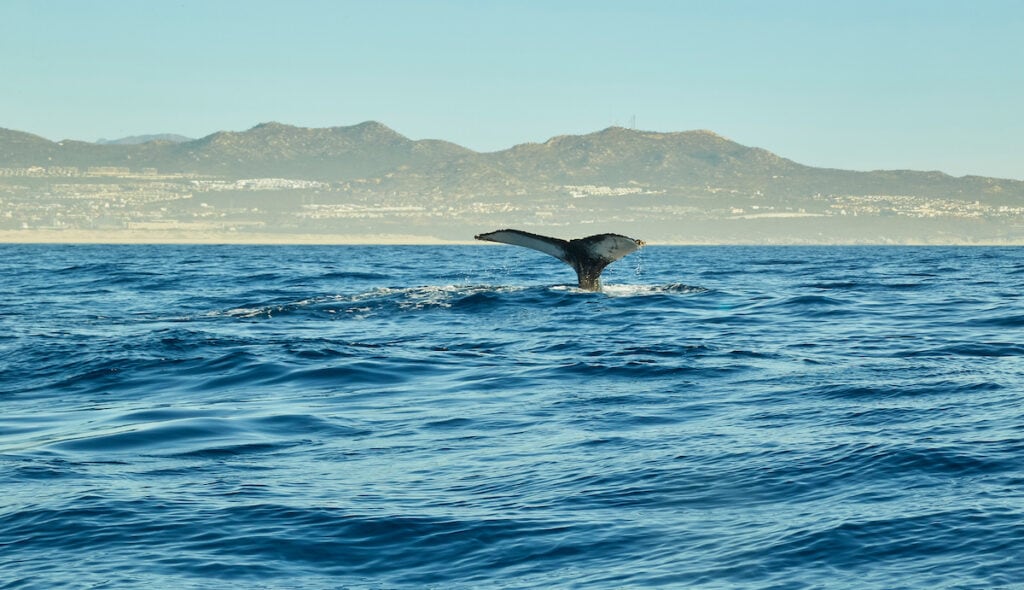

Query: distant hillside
[2,121,1022,206]
[0,128,61,163]
[172,121,474,178]
[486,127,808,185]
[96,134,193,145]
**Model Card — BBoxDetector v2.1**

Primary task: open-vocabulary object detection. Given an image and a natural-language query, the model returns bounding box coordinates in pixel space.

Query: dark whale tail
[475,229,645,291]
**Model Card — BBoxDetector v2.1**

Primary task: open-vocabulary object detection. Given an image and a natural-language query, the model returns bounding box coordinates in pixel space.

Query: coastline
[0,229,472,246]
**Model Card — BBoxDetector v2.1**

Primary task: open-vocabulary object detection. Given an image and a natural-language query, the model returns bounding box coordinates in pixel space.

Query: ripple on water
[2,245,1023,589]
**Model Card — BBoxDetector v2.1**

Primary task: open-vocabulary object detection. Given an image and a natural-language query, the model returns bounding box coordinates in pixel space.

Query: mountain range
[2,121,1022,243]
[2,121,1020,200]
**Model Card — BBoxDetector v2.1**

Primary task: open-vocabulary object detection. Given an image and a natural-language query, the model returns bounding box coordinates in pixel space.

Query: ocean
[2,244,1022,589]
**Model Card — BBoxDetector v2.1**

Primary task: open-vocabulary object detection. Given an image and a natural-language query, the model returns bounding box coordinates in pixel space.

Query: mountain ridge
[1,120,1018,181]
[2,121,1022,210]
[96,134,193,145]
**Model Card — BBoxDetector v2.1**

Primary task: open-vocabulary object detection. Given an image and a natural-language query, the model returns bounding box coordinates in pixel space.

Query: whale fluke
[475,229,645,291]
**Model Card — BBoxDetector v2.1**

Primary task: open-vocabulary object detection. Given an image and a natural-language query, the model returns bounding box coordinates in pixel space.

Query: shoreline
[0,229,472,245]
[0,229,1021,246]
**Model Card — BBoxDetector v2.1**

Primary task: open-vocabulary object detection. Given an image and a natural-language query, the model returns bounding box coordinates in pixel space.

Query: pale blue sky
[2,0,1022,178]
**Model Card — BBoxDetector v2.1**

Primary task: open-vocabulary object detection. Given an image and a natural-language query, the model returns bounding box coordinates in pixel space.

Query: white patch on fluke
[474,230,570,262]
[582,235,643,262]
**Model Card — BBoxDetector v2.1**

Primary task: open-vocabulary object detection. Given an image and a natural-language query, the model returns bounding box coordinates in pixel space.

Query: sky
[2,0,1022,179]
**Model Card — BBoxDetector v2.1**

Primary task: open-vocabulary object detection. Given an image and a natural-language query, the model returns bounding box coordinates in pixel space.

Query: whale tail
[475,229,645,291]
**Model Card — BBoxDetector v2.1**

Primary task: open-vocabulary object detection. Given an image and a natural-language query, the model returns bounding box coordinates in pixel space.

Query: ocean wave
[3,245,1023,589]
[208,283,710,322]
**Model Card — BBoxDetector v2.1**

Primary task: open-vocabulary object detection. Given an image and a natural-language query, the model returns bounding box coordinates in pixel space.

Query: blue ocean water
[1,244,1023,589]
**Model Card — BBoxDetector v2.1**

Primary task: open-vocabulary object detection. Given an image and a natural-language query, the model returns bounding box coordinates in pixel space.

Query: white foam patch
[601,284,708,297]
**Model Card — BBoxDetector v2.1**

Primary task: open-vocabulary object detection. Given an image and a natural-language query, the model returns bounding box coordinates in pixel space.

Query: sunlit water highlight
[2,245,1023,588]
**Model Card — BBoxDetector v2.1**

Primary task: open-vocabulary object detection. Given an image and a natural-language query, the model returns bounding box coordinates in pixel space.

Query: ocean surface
[2,244,1023,589]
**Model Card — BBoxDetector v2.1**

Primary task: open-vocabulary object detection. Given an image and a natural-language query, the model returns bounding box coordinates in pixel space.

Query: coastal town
[2,165,1023,243]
